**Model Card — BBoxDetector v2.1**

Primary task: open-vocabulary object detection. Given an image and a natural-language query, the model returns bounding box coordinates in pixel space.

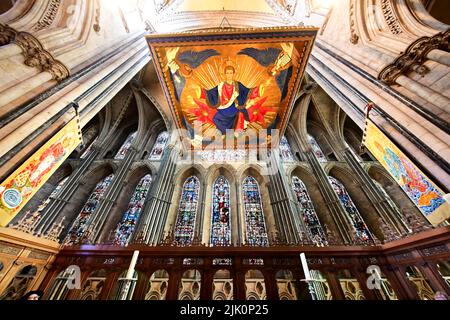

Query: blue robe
[204,82,251,135]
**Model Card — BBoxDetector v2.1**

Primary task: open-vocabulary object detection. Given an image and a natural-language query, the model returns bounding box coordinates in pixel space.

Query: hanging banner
[363,119,450,225]
[0,117,82,227]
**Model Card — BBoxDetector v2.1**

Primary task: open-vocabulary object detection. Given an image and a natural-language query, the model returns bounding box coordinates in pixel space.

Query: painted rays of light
[113,174,153,246]
[308,134,327,162]
[243,176,269,247]
[328,176,372,242]
[149,131,170,161]
[174,176,200,245]
[291,176,326,244]
[115,132,137,160]
[211,176,231,246]
[66,174,115,243]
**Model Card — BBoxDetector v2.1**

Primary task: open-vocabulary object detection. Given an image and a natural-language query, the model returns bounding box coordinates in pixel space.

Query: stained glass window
[280,136,295,162]
[113,174,152,246]
[174,176,200,245]
[211,176,231,246]
[115,132,137,160]
[243,176,269,247]
[328,177,372,242]
[66,174,115,243]
[308,134,327,162]
[149,131,169,160]
[292,176,326,244]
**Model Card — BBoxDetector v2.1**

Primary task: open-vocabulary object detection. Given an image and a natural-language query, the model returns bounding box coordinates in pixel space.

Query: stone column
[133,145,178,245]
[35,145,100,236]
[304,150,353,244]
[91,147,137,242]
[265,151,305,244]
[340,148,409,235]
[396,75,450,113]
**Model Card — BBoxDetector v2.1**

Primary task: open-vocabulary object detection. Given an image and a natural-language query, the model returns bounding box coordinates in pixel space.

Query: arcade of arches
[0,0,449,301]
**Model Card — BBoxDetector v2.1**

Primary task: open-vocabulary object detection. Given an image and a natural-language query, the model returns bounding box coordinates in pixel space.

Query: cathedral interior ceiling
[145,26,318,150]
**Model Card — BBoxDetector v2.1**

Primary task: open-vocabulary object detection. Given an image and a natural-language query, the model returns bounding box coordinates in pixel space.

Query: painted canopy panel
[146,27,317,149]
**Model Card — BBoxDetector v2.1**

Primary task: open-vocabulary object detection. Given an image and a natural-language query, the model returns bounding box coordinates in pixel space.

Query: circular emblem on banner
[2,189,23,209]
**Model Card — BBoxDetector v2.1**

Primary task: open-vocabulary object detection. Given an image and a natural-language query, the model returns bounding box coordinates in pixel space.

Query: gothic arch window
[308,134,327,162]
[174,176,200,245]
[211,176,231,246]
[242,176,269,247]
[149,131,169,160]
[280,136,295,162]
[66,174,115,243]
[292,176,326,244]
[115,132,137,160]
[328,177,372,242]
[113,174,153,246]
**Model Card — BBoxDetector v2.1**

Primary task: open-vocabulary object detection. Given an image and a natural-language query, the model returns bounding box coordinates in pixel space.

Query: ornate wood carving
[422,245,449,257]
[13,31,70,81]
[33,0,62,32]
[378,30,450,85]
[28,250,51,260]
[0,243,21,256]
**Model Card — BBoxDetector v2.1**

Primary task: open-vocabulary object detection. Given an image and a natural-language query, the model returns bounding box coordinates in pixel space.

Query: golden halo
[220,58,238,76]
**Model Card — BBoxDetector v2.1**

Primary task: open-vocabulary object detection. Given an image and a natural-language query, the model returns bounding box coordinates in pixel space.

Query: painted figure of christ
[201,65,260,135]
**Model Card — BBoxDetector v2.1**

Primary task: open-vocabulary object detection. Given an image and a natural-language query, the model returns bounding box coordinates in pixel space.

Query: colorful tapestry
[363,120,449,225]
[0,118,81,227]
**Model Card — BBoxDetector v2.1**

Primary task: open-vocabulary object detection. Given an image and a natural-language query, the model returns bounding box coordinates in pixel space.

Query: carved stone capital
[0,23,17,46]
[378,30,450,85]
[14,32,70,82]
